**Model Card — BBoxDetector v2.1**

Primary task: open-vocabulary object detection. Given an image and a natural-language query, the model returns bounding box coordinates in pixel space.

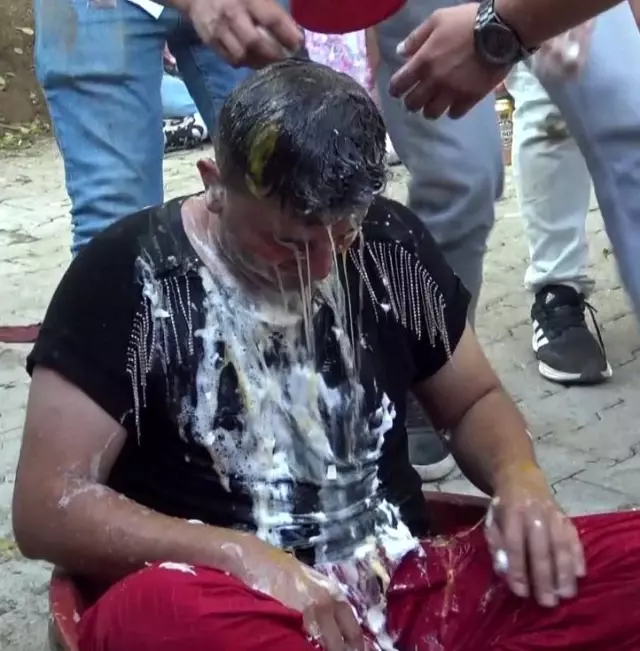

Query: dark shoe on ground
[406,395,456,482]
[163,116,207,153]
[531,284,611,385]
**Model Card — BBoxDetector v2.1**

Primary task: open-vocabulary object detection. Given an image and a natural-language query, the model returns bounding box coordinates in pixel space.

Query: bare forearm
[14,479,248,583]
[497,0,623,47]
[449,387,538,495]
[631,0,640,26]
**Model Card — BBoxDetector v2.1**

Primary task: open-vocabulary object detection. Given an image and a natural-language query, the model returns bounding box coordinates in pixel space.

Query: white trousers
[505,63,594,297]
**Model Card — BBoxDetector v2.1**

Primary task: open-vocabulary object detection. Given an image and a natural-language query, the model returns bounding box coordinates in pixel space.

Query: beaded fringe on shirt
[126,274,195,437]
[126,241,450,437]
[349,240,450,354]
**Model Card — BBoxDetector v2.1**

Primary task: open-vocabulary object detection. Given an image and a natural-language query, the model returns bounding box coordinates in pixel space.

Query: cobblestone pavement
[1,141,639,650]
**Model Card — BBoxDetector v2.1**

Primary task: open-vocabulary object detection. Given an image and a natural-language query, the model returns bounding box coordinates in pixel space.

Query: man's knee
[78,563,316,651]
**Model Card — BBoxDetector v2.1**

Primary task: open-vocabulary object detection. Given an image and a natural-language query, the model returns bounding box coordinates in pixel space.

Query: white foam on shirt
[136,232,420,648]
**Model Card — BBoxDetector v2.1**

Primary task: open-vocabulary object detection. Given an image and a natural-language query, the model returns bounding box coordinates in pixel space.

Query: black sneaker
[406,394,456,482]
[163,116,207,153]
[531,284,611,384]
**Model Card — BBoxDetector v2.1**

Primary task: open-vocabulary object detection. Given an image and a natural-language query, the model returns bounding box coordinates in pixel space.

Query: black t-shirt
[27,196,469,564]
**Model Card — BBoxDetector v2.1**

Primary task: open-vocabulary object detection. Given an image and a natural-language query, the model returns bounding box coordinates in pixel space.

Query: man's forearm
[630,0,640,27]
[497,0,623,48]
[15,478,251,584]
[449,387,539,495]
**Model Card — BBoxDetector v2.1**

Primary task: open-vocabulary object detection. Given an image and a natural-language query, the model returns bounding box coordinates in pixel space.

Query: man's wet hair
[214,59,387,225]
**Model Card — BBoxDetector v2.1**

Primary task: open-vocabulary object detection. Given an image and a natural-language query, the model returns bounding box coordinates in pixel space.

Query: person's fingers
[525,510,556,607]
[396,16,436,58]
[485,522,511,577]
[335,602,365,651]
[484,518,503,551]
[163,45,176,66]
[548,511,578,600]
[402,81,433,113]
[228,12,283,67]
[251,0,303,53]
[422,92,452,120]
[217,27,248,67]
[501,507,530,598]
[390,51,433,99]
[314,606,348,651]
[390,20,440,99]
[448,95,480,119]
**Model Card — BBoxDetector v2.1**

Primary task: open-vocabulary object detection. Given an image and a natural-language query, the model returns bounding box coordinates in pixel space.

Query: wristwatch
[474,0,537,67]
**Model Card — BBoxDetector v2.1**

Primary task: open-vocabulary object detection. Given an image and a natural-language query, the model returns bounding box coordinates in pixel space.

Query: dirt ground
[0,0,50,143]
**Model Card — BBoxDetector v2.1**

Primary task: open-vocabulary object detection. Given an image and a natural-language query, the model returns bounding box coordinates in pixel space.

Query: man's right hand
[177,0,303,68]
[227,536,365,651]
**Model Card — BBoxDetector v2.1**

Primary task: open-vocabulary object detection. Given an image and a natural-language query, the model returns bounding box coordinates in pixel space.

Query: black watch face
[482,23,520,66]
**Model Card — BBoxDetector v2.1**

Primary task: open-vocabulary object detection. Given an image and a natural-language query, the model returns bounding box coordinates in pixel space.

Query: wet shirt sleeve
[26,227,141,427]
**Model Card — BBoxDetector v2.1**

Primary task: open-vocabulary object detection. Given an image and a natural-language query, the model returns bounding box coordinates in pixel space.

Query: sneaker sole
[412,453,457,483]
[531,332,612,385]
[538,359,613,385]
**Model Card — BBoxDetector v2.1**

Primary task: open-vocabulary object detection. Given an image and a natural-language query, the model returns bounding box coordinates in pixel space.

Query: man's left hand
[485,463,586,607]
[389,3,509,119]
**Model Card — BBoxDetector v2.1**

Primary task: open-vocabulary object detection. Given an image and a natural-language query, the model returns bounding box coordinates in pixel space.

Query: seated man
[12,60,640,651]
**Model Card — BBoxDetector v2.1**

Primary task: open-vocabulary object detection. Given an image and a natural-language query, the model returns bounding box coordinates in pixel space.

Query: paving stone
[552,477,638,515]
[525,383,625,441]
[0,431,22,479]
[0,410,27,438]
[532,441,607,482]
[599,313,640,368]
[576,452,640,500]
[437,441,605,498]
[542,396,640,461]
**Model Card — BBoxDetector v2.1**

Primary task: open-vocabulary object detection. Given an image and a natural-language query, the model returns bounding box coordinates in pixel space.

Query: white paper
[126,0,164,19]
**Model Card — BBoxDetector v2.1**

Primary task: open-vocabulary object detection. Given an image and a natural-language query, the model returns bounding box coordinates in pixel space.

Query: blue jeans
[162,74,197,119]
[34,0,287,254]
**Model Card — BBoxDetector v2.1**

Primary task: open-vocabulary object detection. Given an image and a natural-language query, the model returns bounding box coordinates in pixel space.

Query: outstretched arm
[389,0,623,119]
[496,0,622,48]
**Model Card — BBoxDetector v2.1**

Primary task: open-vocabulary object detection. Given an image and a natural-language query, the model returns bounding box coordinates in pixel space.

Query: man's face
[222,189,366,290]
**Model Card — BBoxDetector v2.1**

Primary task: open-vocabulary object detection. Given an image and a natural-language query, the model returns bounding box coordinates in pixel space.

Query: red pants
[79,511,640,651]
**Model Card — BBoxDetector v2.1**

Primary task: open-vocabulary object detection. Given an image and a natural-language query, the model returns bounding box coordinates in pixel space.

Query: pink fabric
[304,30,374,93]
[78,510,640,651]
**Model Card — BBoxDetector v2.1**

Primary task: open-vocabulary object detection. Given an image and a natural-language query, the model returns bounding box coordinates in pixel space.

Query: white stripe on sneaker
[531,320,549,352]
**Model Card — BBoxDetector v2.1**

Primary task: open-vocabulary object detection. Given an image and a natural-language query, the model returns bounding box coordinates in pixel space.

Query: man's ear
[196,158,220,188]
[197,158,224,211]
